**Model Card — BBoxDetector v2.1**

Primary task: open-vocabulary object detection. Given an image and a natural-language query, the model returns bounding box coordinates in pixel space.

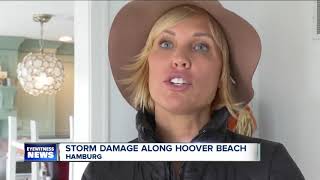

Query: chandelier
[17,14,64,96]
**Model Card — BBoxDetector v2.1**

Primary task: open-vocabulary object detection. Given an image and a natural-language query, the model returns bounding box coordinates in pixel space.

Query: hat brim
[108,0,261,109]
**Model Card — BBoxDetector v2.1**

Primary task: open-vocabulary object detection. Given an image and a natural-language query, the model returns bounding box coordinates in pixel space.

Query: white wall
[222,1,320,180]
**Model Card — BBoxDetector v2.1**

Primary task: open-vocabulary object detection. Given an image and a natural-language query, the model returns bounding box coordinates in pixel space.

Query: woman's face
[148,14,222,114]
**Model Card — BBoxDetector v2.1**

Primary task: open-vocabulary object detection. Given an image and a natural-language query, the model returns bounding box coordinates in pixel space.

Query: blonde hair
[120,5,256,136]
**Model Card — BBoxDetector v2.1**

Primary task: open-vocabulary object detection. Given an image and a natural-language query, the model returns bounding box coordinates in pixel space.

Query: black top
[82,107,305,180]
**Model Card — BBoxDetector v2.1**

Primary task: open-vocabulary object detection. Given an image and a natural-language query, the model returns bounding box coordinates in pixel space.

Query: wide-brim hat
[109,0,261,109]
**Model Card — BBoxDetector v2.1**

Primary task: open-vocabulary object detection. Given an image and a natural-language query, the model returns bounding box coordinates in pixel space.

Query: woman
[82,1,304,179]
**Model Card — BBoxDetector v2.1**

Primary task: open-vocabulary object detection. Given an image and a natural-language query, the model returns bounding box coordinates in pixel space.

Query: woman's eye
[194,43,209,52]
[159,41,173,49]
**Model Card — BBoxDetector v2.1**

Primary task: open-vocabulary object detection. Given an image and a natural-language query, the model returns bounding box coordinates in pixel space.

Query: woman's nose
[172,52,191,69]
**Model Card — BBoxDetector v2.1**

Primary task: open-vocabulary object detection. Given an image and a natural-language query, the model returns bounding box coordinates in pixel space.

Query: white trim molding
[313,0,320,40]
[72,1,110,179]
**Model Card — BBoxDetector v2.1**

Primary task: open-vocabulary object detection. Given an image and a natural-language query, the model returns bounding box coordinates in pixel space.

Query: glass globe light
[17,52,64,96]
[17,14,65,96]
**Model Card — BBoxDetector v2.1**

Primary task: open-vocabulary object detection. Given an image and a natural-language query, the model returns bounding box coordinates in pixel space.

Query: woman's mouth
[170,77,188,85]
[164,77,192,92]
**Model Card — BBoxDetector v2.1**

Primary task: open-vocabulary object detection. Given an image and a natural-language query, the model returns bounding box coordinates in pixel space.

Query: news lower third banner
[24,143,260,162]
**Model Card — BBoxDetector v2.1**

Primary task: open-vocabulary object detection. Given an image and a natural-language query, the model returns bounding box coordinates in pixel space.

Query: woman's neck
[154,105,211,143]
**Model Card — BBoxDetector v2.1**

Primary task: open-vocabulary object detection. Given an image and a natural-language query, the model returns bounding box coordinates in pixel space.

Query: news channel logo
[24,143,58,161]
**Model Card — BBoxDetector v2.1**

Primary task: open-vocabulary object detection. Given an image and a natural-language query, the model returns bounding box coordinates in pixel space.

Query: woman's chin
[158,101,196,115]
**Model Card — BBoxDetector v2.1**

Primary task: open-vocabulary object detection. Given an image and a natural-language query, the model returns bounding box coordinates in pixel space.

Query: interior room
[0,1,73,180]
[0,1,319,180]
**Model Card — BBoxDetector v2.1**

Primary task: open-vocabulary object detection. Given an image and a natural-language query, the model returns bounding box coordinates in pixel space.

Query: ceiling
[0,1,74,42]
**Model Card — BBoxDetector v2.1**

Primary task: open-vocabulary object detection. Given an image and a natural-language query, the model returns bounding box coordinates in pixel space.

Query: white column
[30,120,39,180]
[6,116,17,180]
[72,1,110,180]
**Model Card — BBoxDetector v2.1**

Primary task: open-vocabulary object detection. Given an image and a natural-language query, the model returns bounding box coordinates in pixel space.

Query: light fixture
[17,14,64,96]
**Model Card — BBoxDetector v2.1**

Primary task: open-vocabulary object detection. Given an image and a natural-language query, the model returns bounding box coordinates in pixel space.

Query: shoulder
[227,131,292,162]
[81,138,139,180]
[227,131,305,179]
[82,161,136,180]
[128,138,139,143]
[227,131,282,159]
